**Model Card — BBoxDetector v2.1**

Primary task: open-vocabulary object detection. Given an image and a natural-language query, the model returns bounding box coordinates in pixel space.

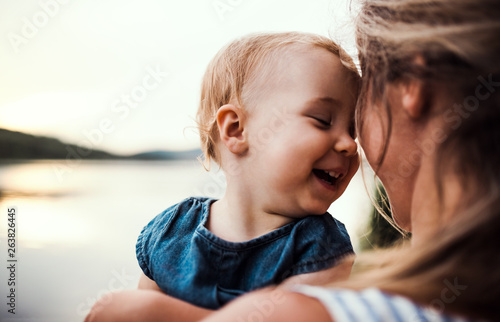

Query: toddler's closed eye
[310,116,331,127]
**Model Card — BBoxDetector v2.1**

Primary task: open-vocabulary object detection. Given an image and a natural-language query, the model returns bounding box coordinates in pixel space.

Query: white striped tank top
[293,285,477,322]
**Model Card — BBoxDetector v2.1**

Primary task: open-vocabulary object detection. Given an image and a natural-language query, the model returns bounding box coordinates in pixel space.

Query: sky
[0,0,357,155]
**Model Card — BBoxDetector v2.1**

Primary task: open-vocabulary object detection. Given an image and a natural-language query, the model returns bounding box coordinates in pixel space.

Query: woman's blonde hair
[342,0,500,320]
[196,32,359,169]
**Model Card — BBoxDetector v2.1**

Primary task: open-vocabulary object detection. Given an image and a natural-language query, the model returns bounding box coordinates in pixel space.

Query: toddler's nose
[333,134,358,157]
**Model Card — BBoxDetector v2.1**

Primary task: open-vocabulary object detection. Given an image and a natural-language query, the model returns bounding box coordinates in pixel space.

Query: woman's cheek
[342,154,360,190]
[349,153,360,178]
[360,114,385,170]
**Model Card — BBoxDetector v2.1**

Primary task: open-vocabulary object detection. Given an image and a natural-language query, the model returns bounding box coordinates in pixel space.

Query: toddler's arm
[85,289,213,322]
[138,272,163,292]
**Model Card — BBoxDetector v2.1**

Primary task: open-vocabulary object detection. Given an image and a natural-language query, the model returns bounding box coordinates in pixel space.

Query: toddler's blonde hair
[197,32,359,169]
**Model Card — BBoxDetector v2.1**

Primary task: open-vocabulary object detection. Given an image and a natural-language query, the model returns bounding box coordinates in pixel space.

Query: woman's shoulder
[292,285,472,322]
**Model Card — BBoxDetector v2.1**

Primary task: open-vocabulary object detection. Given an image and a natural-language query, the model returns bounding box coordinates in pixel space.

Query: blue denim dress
[136,197,354,309]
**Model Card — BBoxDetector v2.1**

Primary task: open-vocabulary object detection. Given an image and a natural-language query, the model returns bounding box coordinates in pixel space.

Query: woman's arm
[201,287,333,322]
[85,289,213,322]
[87,260,349,322]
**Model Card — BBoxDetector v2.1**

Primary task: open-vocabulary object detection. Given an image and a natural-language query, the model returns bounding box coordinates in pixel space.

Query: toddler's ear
[216,104,248,155]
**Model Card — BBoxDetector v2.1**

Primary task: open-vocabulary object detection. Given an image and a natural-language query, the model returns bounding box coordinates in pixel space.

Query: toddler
[136,32,360,310]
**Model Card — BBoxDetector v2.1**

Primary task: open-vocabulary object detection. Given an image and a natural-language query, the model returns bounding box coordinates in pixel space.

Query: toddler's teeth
[328,171,339,178]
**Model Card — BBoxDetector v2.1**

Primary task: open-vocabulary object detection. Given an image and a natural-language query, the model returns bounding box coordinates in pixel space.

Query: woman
[202,0,500,320]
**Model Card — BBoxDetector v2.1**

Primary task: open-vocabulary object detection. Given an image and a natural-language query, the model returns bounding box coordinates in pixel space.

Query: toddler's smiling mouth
[312,169,343,186]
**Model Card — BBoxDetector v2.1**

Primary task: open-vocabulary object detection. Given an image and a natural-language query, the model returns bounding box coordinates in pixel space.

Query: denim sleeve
[290,214,354,276]
[135,202,181,280]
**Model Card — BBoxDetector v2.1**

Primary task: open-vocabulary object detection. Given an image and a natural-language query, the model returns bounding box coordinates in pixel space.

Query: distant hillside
[130,150,201,160]
[0,128,119,160]
[0,128,201,161]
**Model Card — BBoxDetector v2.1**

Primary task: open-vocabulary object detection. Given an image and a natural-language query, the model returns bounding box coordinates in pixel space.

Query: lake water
[0,160,374,322]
